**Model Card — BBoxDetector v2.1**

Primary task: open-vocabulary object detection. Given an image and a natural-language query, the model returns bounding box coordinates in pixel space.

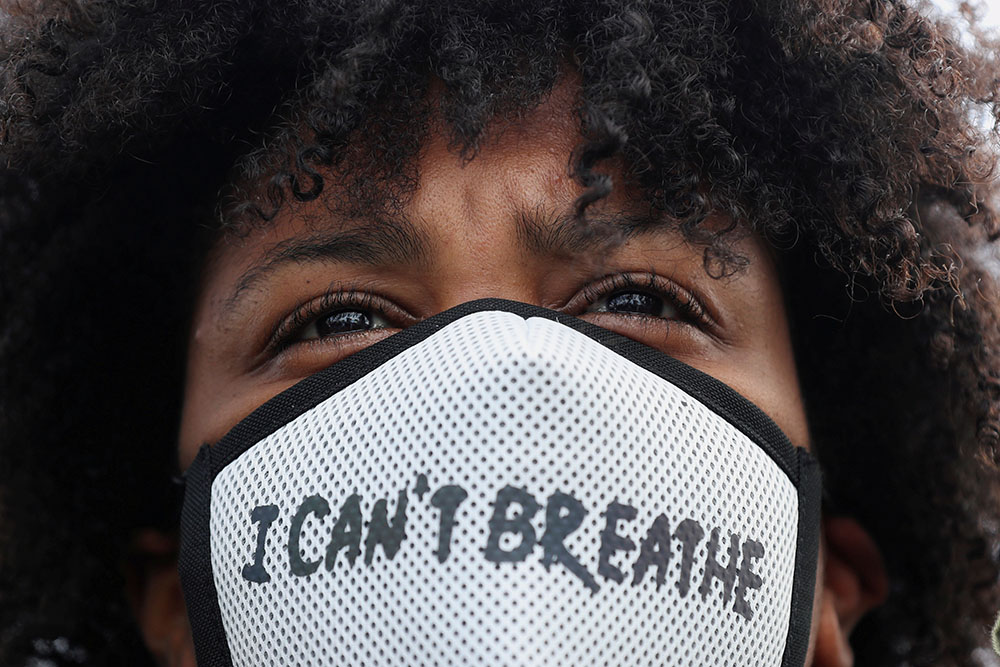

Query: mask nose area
[377,311,627,447]
[395,310,589,394]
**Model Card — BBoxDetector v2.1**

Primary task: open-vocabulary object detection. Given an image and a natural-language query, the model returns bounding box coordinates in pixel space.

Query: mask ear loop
[179,444,237,667]
[780,447,822,667]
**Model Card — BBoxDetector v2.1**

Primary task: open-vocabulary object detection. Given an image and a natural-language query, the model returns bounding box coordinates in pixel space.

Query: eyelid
[265,273,717,357]
[267,286,412,354]
[573,272,718,330]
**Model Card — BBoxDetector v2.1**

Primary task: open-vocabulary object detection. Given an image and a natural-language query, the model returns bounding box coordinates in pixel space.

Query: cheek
[705,251,810,451]
[703,345,810,451]
[177,325,300,469]
[179,378,296,470]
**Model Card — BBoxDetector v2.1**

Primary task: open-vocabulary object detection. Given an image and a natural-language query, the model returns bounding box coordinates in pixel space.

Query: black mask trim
[179,298,820,667]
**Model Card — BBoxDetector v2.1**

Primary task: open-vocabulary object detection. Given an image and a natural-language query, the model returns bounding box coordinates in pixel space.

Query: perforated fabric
[208,311,800,666]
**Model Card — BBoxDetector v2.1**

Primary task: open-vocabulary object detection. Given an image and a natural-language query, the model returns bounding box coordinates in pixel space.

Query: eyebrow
[515,207,668,256]
[223,206,673,313]
[225,215,430,311]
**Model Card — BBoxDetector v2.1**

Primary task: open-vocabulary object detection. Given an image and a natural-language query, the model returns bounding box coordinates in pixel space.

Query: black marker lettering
[485,485,539,562]
[699,528,741,605]
[674,518,705,597]
[539,491,598,592]
[326,493,363,570]
[241,504,279,583]
[288,495,330,576]
[598,501,637,584]
[413,473,430,500]
[733,539,765,620]
[631,513,671,588]
[365,489,408,564]
[430,485,468,563]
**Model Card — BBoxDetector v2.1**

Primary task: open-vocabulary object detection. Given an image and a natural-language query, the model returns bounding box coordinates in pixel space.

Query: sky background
[931,0,1000,32]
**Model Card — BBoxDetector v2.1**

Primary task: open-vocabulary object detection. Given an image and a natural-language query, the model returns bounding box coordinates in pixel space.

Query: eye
[299,307,390,341]
[268,288,408,353]
[580,272,701,322]
[589,290,680,319]
[573,274,716,348]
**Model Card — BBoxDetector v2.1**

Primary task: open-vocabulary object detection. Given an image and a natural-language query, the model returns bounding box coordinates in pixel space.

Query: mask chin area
[179,298,821,667]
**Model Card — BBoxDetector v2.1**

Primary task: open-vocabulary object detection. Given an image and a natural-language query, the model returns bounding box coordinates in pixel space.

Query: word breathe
[240,474,766,621]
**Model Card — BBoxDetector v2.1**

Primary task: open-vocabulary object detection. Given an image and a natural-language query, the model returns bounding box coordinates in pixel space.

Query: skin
[140,80,887,666]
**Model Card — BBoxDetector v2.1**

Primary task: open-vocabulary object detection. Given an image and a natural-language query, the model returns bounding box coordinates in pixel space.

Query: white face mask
[179,299,820,667]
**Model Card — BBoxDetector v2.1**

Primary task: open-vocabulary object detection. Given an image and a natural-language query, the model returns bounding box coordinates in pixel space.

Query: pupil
[606,291,662,316]
[316,310,372,337]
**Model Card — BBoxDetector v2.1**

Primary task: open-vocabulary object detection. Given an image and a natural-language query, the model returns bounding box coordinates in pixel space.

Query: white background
[931,0,1000,33]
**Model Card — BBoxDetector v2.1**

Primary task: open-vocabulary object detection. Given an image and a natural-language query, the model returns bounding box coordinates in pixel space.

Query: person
[1,0,999,665]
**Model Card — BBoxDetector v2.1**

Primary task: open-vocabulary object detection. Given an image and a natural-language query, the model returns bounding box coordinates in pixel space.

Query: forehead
[181,80,807,464]
[204,79,715,302]
[221,76,584,231]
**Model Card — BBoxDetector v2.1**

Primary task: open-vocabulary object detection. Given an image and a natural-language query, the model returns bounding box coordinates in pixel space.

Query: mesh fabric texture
[207,311,800,666]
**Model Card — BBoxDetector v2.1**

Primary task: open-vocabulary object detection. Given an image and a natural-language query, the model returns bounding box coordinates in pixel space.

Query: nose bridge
[414,158,549,312]
[431,222,541,310]
[407,99,586,312]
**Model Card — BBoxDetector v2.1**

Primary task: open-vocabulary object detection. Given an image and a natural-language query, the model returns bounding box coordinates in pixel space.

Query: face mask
[179,299,820,667]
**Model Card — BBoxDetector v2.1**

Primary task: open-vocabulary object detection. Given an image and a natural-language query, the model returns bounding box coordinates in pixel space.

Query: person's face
[180,83,809,462]
[166,80,885,667]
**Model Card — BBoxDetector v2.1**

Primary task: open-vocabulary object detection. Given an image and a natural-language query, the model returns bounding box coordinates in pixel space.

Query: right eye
[268,288,410,355]
[587,290,680,319]
[300,308,391,340]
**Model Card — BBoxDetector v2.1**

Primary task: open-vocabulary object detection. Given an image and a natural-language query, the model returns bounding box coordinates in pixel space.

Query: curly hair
[1,0,998,664]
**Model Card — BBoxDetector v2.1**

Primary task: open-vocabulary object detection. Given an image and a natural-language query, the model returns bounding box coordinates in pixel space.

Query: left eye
[300,308,390,340]
[588,290,679,319]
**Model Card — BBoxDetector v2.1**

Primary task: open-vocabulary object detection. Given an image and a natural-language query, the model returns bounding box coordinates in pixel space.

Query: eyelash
[268,287,389,353]
[578,272,709,325]
[269,273,711,352]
